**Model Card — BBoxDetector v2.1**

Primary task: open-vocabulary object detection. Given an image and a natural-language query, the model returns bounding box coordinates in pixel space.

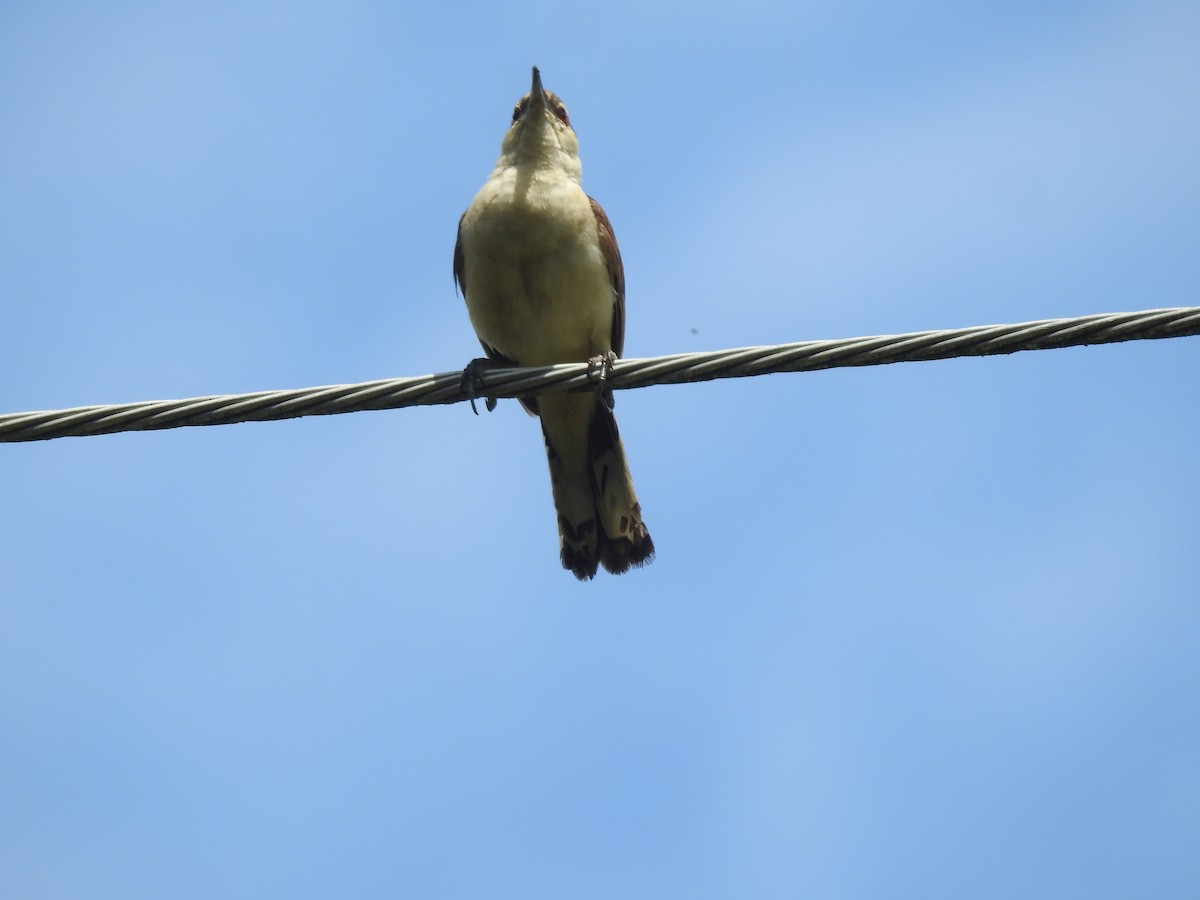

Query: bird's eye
[552,103,570,126]
[512,97,528,123]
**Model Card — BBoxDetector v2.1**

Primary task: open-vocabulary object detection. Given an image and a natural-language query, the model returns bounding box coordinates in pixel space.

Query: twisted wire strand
[2,306,1197,444]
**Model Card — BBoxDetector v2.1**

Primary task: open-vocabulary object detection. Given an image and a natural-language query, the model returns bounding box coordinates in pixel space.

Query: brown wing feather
[453,212,467,295]
[588,196,625,358]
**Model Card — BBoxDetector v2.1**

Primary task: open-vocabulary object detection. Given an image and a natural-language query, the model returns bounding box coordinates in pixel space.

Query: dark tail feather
[587,402,654,576]
[540,394,653,581]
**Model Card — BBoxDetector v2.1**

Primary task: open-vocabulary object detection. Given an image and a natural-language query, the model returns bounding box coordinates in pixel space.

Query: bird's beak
[529,66,547,112]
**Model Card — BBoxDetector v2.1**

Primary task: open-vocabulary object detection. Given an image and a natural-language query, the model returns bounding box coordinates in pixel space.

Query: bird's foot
[461,357,501,415]
[587,351,618,411]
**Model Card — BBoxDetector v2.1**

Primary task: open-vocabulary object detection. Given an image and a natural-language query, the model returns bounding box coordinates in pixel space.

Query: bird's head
[499,67,582,175]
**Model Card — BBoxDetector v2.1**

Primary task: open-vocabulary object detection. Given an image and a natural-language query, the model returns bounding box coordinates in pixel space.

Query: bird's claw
[461,358,500,415]
[587,350,618,411]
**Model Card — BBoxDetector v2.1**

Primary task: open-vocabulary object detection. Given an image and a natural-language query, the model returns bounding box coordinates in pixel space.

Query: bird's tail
[538,393,654,580]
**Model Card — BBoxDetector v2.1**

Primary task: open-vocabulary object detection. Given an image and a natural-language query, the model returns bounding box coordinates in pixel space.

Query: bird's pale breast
[461,170,614,366]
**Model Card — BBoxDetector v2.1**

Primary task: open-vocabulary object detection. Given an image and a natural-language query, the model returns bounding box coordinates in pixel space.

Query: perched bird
[453,67,654,580]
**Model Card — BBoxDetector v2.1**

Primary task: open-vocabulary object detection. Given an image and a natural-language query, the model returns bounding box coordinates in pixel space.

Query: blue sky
[2,1,1199,897]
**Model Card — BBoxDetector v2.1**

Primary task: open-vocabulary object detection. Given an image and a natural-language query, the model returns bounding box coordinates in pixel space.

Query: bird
[453,67,654,580]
